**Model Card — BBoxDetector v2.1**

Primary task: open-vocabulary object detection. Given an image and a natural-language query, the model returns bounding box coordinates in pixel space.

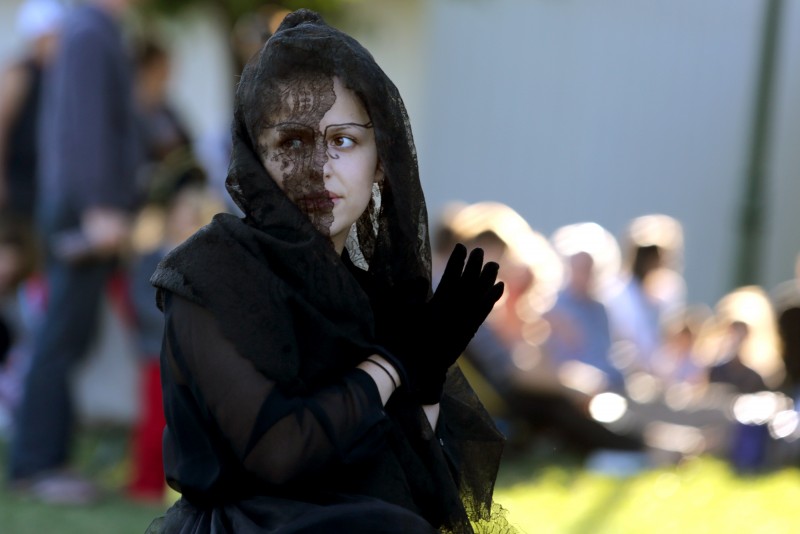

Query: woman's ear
[374,161,385,184]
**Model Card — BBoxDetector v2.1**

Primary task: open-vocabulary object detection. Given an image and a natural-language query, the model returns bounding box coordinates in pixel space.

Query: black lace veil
[229,9,431,293]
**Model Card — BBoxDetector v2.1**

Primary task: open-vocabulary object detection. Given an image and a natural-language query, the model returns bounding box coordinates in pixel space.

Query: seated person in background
[707,319,772,472]
[126,165,218,503]
[453,220,643,456]
[604,215,687,375]
[651,306,709,389]
[544,251,625,394]
[708,320,768,394]
[771,253,800,400]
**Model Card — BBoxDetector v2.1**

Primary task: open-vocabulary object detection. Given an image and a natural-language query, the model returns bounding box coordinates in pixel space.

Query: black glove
[375,243,504,404]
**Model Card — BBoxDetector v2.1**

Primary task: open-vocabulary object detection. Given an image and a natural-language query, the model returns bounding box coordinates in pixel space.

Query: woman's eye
[281,137,304,150]
[330,136,355,149]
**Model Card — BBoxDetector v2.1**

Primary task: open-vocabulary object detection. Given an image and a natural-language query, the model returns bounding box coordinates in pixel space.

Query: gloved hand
[374,243,504,404]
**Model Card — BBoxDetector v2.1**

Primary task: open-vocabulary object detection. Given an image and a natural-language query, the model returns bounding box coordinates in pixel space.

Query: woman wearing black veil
[146,9,513,534]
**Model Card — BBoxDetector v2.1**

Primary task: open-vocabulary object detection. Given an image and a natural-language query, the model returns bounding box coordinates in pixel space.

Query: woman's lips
[297,193,337,212]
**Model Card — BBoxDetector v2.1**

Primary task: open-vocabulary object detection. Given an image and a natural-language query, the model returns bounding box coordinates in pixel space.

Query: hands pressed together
[375,243,505,404]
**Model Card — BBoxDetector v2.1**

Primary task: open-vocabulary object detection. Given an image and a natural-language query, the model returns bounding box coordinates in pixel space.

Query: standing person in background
[7,0,144,505]
[0,0,64,442]
[0,0,65,224]
[133,37,193,184]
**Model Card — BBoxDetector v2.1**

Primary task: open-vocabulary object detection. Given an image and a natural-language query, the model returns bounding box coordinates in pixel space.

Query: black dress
[147,214,509,534]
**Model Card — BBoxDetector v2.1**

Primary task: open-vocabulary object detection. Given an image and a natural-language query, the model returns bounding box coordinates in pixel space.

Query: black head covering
[229,8,431,290]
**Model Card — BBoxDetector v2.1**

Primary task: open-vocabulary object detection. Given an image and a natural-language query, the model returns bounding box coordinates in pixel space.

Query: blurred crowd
[0,0,226,505]
[436,200,800,476]
[0,0,798,510]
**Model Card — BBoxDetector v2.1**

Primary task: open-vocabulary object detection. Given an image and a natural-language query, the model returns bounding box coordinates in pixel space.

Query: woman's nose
[313,137,330,177]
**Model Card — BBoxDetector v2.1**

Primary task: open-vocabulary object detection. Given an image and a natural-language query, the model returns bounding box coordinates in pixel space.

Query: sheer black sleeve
[163,293,389,486]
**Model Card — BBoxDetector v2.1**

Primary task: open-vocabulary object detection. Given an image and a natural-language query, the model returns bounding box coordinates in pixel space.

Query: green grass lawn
[0,425,168,534]
[3,427,800,533]
[494,449,800,534]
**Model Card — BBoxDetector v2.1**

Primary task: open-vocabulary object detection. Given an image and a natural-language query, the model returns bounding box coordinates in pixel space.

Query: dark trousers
[8,255,117,480]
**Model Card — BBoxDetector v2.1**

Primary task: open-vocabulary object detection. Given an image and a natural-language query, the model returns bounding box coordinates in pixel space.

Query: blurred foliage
[140,0,356,27]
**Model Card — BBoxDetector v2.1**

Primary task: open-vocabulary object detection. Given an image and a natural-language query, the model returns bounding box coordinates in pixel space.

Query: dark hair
[631,244,661,281]
[135,38,168,71]
[146,152,208,210]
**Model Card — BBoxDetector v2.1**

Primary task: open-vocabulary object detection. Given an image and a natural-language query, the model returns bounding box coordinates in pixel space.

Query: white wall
[341,0,428,145]
[416,0,800,307]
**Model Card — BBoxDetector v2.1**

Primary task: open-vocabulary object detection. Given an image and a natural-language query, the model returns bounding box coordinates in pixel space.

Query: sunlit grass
[494,452,800,534]
[3,427,800,533]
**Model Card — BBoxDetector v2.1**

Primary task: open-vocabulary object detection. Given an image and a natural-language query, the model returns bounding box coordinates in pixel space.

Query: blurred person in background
[603,214,687,375]
[771,253,800,402]
[125,164,219,503]
[133,36,194,192]
[0,0,63,442]
[696,284,785,473]
[707,320,768,395]
[544,250,626,393]
[651,306,709,389]
[706,319,771,472]
[604,243,665,374]
[444,203,643,457]
[0,212,40,433]
[699,285,784,391]
[0,0,65,226]
[124,44,222,500]
[6,0,145,504]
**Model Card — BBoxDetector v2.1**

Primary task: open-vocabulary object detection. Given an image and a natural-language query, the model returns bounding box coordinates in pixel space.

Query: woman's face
[258,74,382,253]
